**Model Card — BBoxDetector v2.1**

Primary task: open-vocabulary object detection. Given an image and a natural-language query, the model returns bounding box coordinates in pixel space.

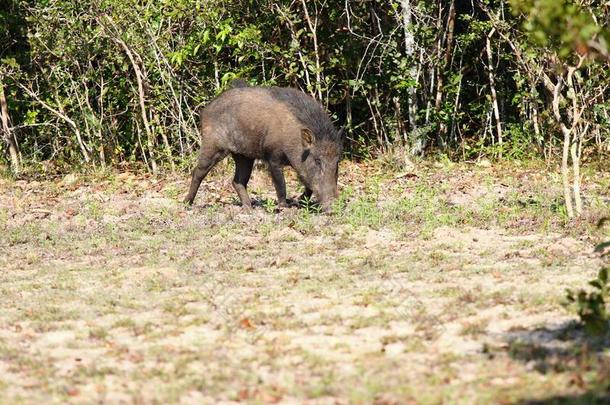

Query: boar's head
[300,127,343,212]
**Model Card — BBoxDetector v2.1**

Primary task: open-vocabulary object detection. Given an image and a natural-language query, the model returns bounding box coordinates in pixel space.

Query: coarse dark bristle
[229,78,249,89]
[268,87,339,142]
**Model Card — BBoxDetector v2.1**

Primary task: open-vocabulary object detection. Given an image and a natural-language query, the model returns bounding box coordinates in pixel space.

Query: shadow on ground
[500,320,610,404]
[520,393,610,405]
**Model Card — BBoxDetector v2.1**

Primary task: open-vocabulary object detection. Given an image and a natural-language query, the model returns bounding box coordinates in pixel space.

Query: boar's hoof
[320,203,334,214]
[283,198,299,208]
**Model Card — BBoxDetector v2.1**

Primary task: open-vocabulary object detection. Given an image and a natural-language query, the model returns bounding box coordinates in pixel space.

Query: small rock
[268,227,303,242]
[61,173,78,186]
[476,159,492,168]
[384,342,406,356]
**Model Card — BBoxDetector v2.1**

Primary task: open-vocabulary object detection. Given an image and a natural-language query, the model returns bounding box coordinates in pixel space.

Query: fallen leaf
[238,389,251,400]
[240,318,254,329]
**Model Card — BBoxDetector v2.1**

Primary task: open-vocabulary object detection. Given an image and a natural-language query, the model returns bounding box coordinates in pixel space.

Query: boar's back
[268,87,339,144]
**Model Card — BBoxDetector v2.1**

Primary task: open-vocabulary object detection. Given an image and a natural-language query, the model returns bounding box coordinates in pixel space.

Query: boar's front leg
[298,188,313,205]
[231,153,254,208]
[268,159,289,208]
[184,147,226,205]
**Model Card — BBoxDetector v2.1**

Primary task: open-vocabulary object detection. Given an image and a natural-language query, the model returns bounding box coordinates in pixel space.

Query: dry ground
[1,160,609,404]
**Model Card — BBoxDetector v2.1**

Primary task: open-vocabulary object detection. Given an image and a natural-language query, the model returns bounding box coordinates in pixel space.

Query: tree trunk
[400,0,420,153]
[566,65,585,216]
[552,78,574,218]
[486,28,503,157]
[113,36,158,173]
[101,15,157,172]
[0,80,20,172]
[300,0,323,101]
[571,128,585,216]
[565,62,585,217]
[434,0,456,148]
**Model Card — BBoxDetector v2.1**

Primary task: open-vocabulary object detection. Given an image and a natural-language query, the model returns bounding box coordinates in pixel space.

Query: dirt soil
[1,161,609,404]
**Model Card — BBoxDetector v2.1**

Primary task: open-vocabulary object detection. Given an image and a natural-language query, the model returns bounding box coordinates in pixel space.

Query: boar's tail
[229,78,249,89]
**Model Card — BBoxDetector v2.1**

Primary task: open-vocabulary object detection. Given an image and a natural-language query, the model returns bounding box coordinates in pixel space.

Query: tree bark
[552,62,586,220]
[112,35,158,173]
[552,78,574,219]
[566,63,585,216]
[400,0,420,152]
[101,15,158,173]
[300,0,323,100]
[0,80,20,172]
[571,123,587,216]
[486,28,503,157]
[434,0,456,148]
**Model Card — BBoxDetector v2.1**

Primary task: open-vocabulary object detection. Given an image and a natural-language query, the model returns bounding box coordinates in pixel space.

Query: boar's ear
[301,128,315,148]
[336,127,346,148]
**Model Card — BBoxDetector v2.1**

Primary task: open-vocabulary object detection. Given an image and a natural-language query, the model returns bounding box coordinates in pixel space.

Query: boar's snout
[320,200,334,213]
[299,129,342,213]
[316,184,339,213]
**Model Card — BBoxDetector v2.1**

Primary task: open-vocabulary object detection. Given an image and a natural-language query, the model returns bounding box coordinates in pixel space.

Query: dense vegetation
[1,0,609,176]
[1,3,610,402]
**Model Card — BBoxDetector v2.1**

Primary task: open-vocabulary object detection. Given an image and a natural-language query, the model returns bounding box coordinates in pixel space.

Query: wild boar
[184,81,343,212]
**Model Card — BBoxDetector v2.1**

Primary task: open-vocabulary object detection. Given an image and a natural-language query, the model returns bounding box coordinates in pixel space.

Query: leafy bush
[565,268,609,335]
[564,218,610,335]
[2,0,609,171]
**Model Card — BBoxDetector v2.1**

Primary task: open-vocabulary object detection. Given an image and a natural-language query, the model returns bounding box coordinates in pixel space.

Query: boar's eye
[314,158,322,167]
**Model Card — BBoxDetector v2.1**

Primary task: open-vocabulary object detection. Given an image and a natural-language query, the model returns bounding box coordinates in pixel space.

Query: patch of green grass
[23,305,79,324]
[73,364,118,379]
[85,200,103,220]
[89,326,109,341]
[303,371,336,398]
[428,250,449,266]
[339,195,383,229]
[112,318,137,329]
[162,183,183,199]
[291,208,316,235]
[2,161,610,403]
[163,300,190,317]
[460,318,489,336]
[0,208,9,229]
[6,223,48,246]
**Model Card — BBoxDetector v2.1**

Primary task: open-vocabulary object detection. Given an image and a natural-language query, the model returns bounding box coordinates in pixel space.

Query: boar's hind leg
[231,154,254,208]
[184,148,226,205]
[268,160,288,208]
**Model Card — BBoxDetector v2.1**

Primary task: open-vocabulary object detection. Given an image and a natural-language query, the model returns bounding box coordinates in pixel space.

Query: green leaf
[598,217,610,228]
[594,242,610,254]
[599,268,609,284]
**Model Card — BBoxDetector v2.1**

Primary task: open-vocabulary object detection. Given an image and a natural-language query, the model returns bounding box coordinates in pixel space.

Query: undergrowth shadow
[501,320,610,404]
[519,393,610,405]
